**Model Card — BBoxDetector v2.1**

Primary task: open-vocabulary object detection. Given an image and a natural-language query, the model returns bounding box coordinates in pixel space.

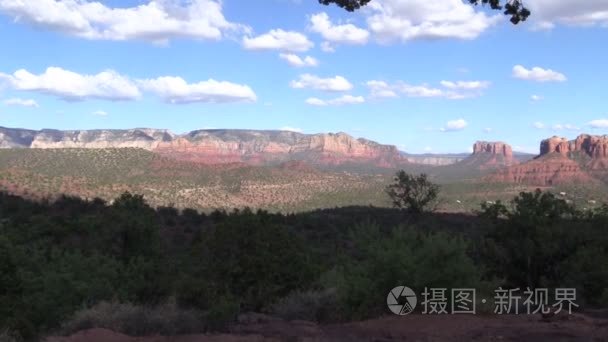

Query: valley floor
[46,313,608,342]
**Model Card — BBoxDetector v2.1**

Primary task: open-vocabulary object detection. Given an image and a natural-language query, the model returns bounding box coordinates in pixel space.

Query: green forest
[1,181,608,340]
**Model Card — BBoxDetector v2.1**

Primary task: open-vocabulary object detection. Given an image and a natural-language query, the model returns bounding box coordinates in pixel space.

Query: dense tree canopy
[319,0,531,24]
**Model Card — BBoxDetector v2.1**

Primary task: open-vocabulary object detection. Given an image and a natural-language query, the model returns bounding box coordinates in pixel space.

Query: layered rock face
[462,141,517,170]
[154,131,402,167]
[0,127,404,168]
[489,155,595,186]
[540,134,608,159]
[473,141,514,158]
[489,134,608,186]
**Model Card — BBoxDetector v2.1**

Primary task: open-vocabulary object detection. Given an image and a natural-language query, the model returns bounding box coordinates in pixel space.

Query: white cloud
[0,67,141,101]
[484,127,493,133]
[320,41,335,53]
[440,118,468,132]
[531,94,544,101]
[526,0,608,28]
[290,74,353,92]
[280,126,303,133]
[309,12,369,45]
[365,0,501,43]
[92,110,107,116]
[399,83,445,98]
[366,80,398,98]
[366,79,489,99]
[279,53,318,67]
[589,119,608,129]
[305,98,328,106]
[552,123,580,131]
[0,0,246,43]
[305,95,365,106]
[512,65,567,82]
[533,122,546,129]
[242,29,313,52]
[3,98,39,107]
[138,76,257,104]
[439,80,490,90]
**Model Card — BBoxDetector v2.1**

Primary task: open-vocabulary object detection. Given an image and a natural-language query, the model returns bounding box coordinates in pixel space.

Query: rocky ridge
[0,127,404,168]
[489,134,608,185]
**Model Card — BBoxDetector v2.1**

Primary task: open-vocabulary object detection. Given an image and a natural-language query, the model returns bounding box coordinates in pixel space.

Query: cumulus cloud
[290,74,353,92]
[439,80,490,90]
[138,76,257,104]
[533,122,546,129]
[0,0,246,44]
[552,123,580,131]
[3,98,39,107]
[243,29,313,52]
[366,80,398,98]
[320,41,335,53]
[589,119,608,129]
[0,67,141,101]
[0,66,257,104]
[365,0,501,43]
[526,0,608,29]
[367,79,490,99]
[309,12,369,45]
[279,53,318,67]
[513,65,567,82]
[305,95,365,106]
[440,119,468,132]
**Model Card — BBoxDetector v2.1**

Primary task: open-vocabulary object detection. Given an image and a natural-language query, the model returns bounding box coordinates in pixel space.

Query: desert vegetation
[1,171,607,340]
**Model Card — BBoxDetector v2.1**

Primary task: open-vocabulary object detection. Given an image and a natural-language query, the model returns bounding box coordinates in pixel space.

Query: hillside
[0,148,390,212]
[0,126,407,170]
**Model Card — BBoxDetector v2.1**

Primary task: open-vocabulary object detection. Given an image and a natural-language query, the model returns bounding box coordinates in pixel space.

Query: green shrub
[269,288,338,322]
[334,223,480,320]
[60,299,205,336]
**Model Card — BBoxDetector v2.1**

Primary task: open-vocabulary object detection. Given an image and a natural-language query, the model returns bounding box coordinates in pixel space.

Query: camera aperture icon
[387,286,417,315]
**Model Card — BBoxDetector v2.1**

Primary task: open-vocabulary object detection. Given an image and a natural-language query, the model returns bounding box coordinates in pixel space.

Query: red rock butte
[489,134,608,186]
[541,134,608,159]
[473,141,514,158]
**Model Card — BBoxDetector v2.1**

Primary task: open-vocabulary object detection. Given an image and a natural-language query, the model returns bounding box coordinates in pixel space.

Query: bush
[334,223,480,320]
[269,288,338,322]
[386,171,439,214]
[179,212,317,312]
[60,299,205,336]
[0,330,18,342]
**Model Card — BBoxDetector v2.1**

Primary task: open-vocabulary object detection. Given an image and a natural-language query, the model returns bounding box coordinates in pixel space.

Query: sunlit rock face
[489,134,608,186]
[0,127,405,168]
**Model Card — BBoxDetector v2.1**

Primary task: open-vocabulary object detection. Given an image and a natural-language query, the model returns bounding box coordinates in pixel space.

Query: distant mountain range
[0,126,533,169]
[0,126,403,169]
[3,126,607,186]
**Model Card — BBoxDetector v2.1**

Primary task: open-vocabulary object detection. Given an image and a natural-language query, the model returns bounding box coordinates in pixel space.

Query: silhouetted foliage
[480,189,608,305]
[386,171,440,214]
[320,0,531,24]
[319,0,371,12]
[0,189,606,338]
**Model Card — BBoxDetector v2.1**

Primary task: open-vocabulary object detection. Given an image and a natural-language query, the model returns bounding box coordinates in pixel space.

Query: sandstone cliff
[0,126,404,168]
[541,135,608,160]
[489,134,608,186]
[460,141,517,170]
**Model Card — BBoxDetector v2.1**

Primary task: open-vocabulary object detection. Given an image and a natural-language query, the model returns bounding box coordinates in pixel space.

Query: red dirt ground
[45,312,608,342]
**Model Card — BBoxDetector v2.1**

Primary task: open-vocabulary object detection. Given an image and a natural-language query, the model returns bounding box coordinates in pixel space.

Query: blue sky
[0,0,607,153]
